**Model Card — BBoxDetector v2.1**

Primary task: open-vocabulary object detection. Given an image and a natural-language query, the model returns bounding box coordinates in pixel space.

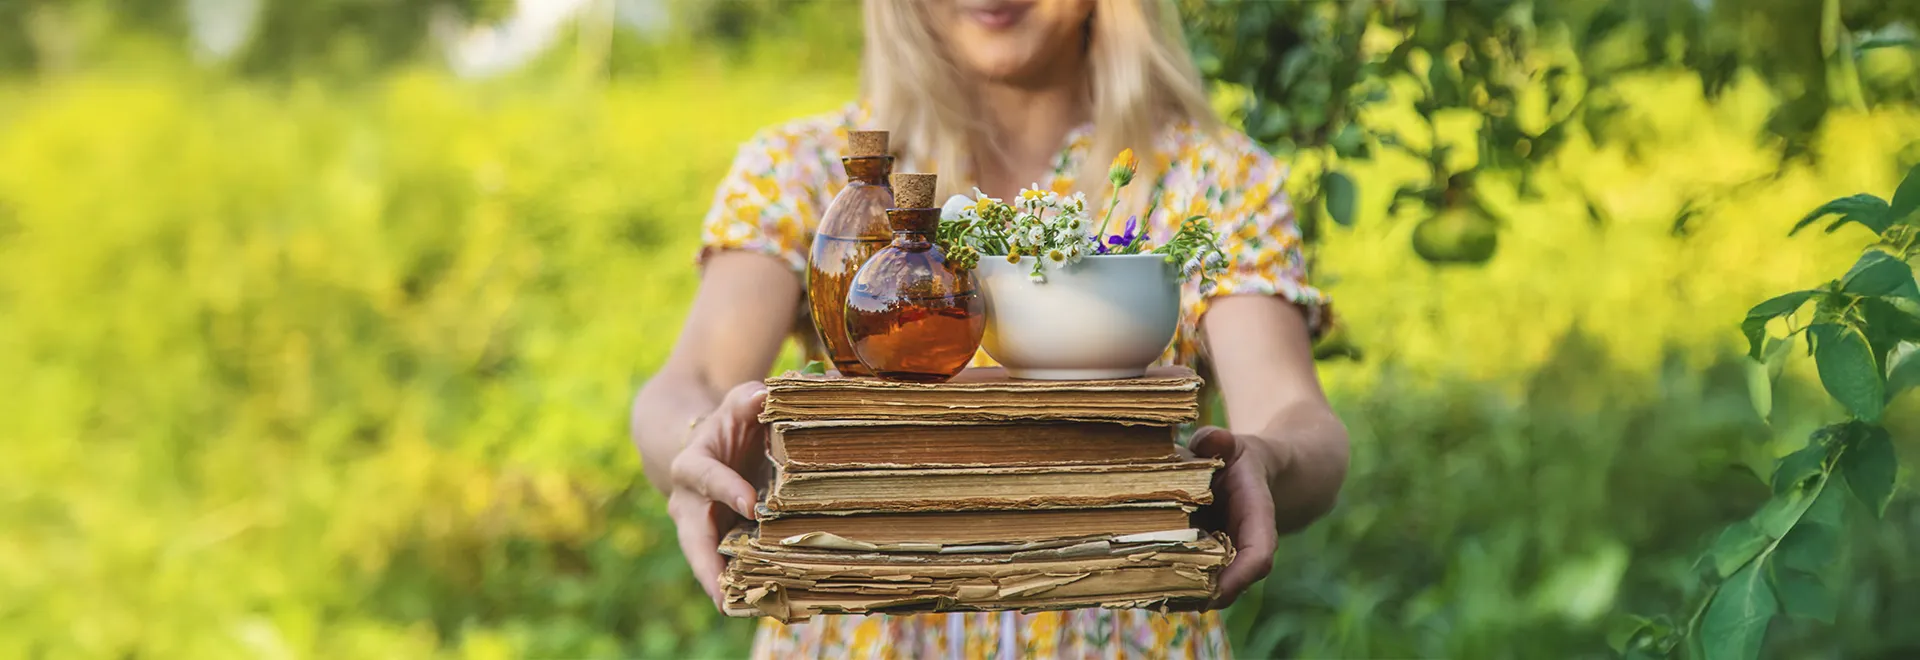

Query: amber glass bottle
[806,130,894,377]
[845,173,985,382]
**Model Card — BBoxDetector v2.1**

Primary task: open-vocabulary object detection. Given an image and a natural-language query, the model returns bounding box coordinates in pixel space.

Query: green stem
[1095,190,1122,242]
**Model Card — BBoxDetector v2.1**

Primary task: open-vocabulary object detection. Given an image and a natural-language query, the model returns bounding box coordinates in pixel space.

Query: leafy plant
[1620,164,1920,659]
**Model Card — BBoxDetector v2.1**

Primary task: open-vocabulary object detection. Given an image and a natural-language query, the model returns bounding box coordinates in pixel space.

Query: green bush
[0,55,1914,659]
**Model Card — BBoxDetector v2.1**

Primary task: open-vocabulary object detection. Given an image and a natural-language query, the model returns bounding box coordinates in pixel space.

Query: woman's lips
[964,2,1032,30]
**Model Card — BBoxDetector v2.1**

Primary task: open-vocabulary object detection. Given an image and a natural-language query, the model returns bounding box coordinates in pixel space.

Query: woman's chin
[960,54,1062,86]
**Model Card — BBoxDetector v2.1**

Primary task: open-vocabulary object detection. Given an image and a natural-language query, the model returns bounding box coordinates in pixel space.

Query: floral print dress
[698,103,1326,659]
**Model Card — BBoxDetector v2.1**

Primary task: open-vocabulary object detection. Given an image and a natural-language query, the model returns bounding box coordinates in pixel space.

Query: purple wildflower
[1104,216,1141,253]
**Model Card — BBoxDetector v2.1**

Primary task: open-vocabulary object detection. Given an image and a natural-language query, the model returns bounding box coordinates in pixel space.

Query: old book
[759,366,1202,425]
[769,420,1178,470]
[720,527,1231,622]
[755,504,1193,545]
[762,457,1220,513]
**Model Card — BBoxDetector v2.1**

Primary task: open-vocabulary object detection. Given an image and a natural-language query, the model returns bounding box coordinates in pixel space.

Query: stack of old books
[720,366,1232,622]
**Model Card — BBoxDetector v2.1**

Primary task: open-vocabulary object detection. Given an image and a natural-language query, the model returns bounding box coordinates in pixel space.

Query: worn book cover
[769,420,1178,470]
[760,366,1202,425]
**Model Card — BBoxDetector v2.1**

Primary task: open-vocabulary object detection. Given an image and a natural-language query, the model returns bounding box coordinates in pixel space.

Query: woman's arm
[631,251,798,492]
[1192,294,1351,607]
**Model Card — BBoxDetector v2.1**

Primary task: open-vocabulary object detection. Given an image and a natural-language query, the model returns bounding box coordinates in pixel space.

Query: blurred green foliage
[1184,0,1920,265]
[1,3,1918,659]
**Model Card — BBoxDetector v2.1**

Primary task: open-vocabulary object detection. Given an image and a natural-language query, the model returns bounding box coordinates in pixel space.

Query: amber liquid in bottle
[845,206,986,383]
[805,156,893,376]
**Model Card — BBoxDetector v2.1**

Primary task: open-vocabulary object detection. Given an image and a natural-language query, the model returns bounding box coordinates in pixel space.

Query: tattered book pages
[752,503,1197,546]
[770,420,1179,470]
[719,527,1233,622]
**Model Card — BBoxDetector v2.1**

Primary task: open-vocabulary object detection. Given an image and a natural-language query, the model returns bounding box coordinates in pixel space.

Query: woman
[631,0,1349,656]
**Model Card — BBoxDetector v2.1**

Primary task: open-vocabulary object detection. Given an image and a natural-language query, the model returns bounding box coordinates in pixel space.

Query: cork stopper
[891,173,937,209]
[849,130,889,158]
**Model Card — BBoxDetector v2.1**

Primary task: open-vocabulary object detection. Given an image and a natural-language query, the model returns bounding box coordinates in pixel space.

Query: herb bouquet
[931,150,1232,380]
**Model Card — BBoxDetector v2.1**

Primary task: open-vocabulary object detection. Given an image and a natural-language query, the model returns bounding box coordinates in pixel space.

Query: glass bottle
[806,130,894,377]
[845,173,985,383]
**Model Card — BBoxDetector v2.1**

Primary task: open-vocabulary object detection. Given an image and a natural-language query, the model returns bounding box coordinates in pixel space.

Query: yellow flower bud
[1109,148,1138,188]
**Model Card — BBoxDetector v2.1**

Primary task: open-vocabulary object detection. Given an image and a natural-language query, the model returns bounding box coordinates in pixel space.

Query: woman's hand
[1190,427,1284,609]
[666,381,771,608]
[1194,295,1351,610]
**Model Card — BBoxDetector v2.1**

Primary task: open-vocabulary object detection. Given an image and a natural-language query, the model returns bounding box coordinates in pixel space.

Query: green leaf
[1790,194,1890,235]
[799,360,827,376]
[1426,57,1460,107]
[1701,562,1778,660]
[1797,469,1848,531]
[1767,565,1835,624]
[1742,291,1817,359]
[1324,170,1357,227]
[1609,614,1677,654]
[1771,444,1827,496]
[1861,299,1920,378]
[1764,333,1795,378]
[1774,477,1844,574]
[1840,424,1896,517]
[1840,251,1920,301]
[1888,342,1920,400]
[1752,485,1817,539]
[1810,322,1885,423]
[1855,36,1919,56]
[1889,162,1920,225]
[1861,298,1920,347]
[1745,358,1773,423]
[1705,521,1769,579]
[1330,124,1368,159]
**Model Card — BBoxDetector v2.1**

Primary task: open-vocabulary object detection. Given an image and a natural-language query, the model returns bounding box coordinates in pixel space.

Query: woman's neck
[970,62,1090,200]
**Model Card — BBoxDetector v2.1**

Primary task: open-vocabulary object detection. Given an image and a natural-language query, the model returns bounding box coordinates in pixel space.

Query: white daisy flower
[1046,248,1068,268]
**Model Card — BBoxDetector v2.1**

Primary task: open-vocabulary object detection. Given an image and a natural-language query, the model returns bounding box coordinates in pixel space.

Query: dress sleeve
[1166,132,1331,358]
[697,128,834,275]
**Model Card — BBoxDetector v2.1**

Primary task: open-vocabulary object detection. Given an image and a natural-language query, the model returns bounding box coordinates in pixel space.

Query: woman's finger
[1213,465,1278,609]
[718,381,770,426]
[1188,426,1238,460]
[669,492,729,608]
[671,450,759,520]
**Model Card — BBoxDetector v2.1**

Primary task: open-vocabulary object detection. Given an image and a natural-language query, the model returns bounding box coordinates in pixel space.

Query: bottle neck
[842,156,894,185]
[886,207,939,252]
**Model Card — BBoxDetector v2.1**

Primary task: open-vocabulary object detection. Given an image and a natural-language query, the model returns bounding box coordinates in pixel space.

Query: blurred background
[2,0,1918,657]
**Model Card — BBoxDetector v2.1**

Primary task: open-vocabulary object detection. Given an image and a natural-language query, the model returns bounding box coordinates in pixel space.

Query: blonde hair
[860,0,1218,205]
